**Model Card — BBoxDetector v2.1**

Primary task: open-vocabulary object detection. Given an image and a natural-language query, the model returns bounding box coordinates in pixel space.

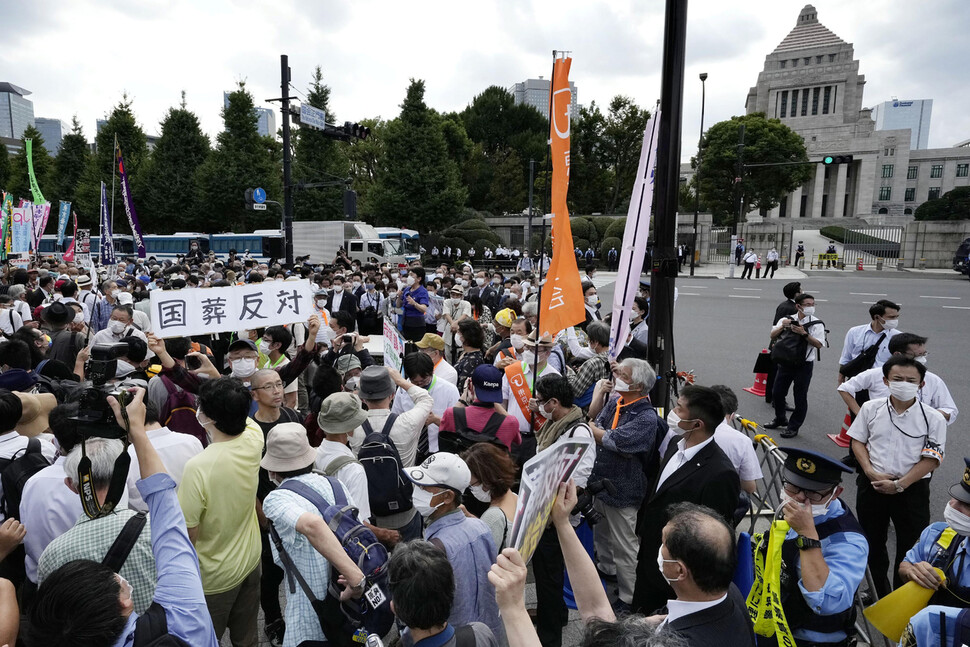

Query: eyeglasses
[782,480,834,503]
[253,382,284,392]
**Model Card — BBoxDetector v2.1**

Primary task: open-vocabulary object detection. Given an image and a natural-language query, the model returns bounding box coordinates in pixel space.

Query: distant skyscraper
[508,77,578,118]
[35,117,63,153]
[96,119,108,134]
[223,92,278,137]
[0,82,34,140]
[872,99,932,149]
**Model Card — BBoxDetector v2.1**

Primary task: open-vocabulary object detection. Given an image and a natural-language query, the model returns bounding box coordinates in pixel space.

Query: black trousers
[260,528,284,624]
[856,475,930,598]
[532,526,567,647]
[741,262,755,279]
[772,361,813,431]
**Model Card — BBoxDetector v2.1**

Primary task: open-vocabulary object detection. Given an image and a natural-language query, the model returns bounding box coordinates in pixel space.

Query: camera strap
[78,394,133,519]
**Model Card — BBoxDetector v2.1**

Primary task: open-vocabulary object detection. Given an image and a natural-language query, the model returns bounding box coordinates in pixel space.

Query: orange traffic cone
[827,411,853,447]
[743,349,770,397]
[856,258,863,271]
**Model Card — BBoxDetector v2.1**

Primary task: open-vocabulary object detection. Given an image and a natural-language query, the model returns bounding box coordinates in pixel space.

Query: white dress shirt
[315,439,371,522]
[838,367,958,425]
[433,359,459,387]
[772,314,826,362]
[21,457,83,583]
[847,397,947,479]
[660,594,728,628]
[714,421,763,482]
[655,435,716,491]
[839,323,900,368]
[390,378,460,453]
[125,426,204,512]
[355,386,434,467]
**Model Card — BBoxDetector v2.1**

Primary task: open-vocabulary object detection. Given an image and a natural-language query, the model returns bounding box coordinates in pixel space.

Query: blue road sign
[253,187,266,204]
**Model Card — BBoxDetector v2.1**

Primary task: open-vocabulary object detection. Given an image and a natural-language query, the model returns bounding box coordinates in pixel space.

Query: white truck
[291,221,409,266]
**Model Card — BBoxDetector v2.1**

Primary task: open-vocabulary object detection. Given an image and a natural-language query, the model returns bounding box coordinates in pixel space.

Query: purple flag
[115,144,146,259]
[100,182,116,266]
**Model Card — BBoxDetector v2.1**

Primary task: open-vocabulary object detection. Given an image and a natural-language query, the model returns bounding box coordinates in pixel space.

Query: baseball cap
[227,339,258,353]
[406,452,471,492]
[494,308,516,328]
[471,365,503,403]
[415,333,445,352]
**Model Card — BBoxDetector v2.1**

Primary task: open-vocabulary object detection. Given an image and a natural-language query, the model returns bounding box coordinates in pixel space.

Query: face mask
[629,311,639,323]
[382,277,390,285]
[231,357,257,379]
[470,484,491,503]
[460,279,468,288]
[475,278,485,286]
[521,281,531,291]
[196,409,214,443]
[915,355,928,366]
[882,318,899,330]
[510,334,525,351]
[333,285,343,293]
[107,289,118,299]
[118,575,134,603]
[780,489,834,517]
[108,320,127,335]
[944,503,970,536]
[365,283,375,291]
[344,376,360,392]
[503,289,511,297]
[492,279,501,286]
[455,333,464,347]
[888,380,919,401]
[316,299,327,309]
[115,359,136,378]
[657,547,682,584]
[412,487,444,519]
[406,277,416,286]
[614,378,631,392]
[388,291,397,299]
[74,312,84,324]
[539,400,555,418]
[801,306,816,316]
[352,281,361,290]
[586,295,598,306]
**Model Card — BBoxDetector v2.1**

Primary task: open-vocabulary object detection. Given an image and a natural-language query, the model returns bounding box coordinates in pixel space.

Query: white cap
[406,452,471,492]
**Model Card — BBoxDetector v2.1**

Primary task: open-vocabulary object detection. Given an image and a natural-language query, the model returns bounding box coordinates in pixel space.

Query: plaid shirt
[568,351,611,399]
[37,509,157,613]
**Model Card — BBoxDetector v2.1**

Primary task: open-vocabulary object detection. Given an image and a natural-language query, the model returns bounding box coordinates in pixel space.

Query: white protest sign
[508,436,593,563]
[150,280,316,339]
[382,316,406,372]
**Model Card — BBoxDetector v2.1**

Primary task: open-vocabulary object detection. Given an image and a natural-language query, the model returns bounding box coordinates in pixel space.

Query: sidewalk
[591,263,807,285]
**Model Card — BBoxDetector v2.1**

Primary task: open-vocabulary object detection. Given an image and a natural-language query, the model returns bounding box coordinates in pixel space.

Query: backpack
[270,476,394,646]
[437,407,510,455]
[133,602,191,647]
[0,438,52,521]
[770,318,825,367]
[357,414,414,518]
[158,375,208,447]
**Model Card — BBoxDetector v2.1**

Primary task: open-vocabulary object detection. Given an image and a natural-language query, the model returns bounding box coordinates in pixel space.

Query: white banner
[382,316,406,372]
[150,280,316,339]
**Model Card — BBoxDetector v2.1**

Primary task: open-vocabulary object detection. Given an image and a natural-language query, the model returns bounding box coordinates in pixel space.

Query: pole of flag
[110,133,118,242]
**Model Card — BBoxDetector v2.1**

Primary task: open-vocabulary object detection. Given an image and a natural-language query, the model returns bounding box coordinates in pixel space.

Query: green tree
[914,186,970,221]
[53,117,91,210]
[8,125,53,203]
[142,94,210,233]
[346,118,386,219]
[371,80,466,232]
[292,67,351,222]
[195,83,282,232]
[603,96,651,214]
[485,147,526,214]
[695,113,813,226]
[568,102,611,215]
[0,147,10,191]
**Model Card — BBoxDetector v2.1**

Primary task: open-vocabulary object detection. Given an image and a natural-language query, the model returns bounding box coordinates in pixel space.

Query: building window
[801,90,809,116]
[884,148,895,156]
[828,54,837,62]
[879,187,892,201]
[792,59,798,67]
[957,163,969,177]
[931,164,944,178]
[904,208,913,215]
[881,164,894,178]
[823,86,832,114]
[816,55,823,64]
[804,57,811,65]
[779,59,787,69]
[907,165,918,179]
[928,187,941,200]
[811,87,820,115]
[791,90,799,116]
[904,188,916,201]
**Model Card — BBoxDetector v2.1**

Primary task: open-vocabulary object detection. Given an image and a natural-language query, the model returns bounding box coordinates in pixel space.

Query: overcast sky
[6,0,969,161]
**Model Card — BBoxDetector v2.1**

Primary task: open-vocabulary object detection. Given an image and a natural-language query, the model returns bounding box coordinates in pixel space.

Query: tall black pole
[281,54,294,266]
[648,0,688,414]
[527,159,535,252]
[689,73,707,277]
[735,124,746,231]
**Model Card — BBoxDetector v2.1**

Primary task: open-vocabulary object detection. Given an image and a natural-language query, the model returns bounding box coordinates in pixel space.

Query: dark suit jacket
[772,299,798,327]
[632,437,741,614]
[667,585,756,647]
[325,290,358,317]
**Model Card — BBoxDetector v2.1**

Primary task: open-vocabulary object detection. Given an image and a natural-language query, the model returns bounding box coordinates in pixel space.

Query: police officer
[899,458,970,646]
[771,447,869,646]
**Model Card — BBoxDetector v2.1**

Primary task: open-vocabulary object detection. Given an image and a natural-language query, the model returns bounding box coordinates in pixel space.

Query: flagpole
[110,133,117,247]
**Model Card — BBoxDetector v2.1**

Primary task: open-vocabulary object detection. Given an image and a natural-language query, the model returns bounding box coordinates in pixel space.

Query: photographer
[29,387,219,646]
[318,311,375,370]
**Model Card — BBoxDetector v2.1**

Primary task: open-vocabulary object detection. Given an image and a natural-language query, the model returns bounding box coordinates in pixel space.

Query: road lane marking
[850,292,887,296]
[679,292,701,296]
[942,305,970,310]
[681,285,708,289]
[920,296,960,300]
[734,287,763,291]
[729,295,761,299]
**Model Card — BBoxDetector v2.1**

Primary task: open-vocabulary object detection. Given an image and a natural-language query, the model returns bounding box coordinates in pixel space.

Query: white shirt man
[766,249,779,263]
[315,410,372,523]
[390,377,460,453]
[125,423,204,512]
[839,366,957,425]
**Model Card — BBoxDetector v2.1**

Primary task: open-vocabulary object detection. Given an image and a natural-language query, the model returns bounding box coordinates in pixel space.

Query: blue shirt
[91,297,112,334]
[113,473,218,647]
[401,285,430,320]
[904,522,970,586]
[784,499,869,644]
[905,605,966,647]
[425,510,504,642]
[591,395,661,508]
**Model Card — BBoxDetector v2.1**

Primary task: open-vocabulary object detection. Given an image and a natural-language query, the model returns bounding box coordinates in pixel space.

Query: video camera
[70,343,133,439]
[571,479,617,526]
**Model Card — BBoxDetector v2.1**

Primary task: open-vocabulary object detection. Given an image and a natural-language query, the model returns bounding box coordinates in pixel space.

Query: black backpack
[437,407,511,455]
[357,414,414,517]
[0,438,52,521]
[133,602,191,646]
[770,317,825,367]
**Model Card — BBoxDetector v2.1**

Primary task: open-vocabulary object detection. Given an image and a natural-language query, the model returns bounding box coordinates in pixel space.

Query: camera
[70,343,134,439]
[571,479,617,526]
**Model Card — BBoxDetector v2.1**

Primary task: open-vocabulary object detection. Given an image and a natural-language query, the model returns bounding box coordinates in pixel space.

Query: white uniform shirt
[21,457,86,583]
[714,421,763,482]
[847,397,946,479]
[501,362,561,433]
[772,314,826,362]
[125,426,204,512]
[390,378,460,453]
[315,440,371,522]
[838,367,958,425]
[839,324,900,368]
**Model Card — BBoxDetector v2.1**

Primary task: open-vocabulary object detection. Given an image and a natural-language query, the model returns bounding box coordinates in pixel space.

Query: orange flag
[538,56,585,339]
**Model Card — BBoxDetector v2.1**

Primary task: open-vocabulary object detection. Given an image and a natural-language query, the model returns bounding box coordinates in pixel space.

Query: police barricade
[734,415,890,647]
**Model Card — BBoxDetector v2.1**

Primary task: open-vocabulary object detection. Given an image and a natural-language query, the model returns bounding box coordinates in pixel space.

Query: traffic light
[344,189,358,220]
[822,155,854,166]
[342,121,371,140]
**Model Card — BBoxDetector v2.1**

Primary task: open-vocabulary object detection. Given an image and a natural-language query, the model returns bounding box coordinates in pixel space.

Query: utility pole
[647,0,688,414]
[689,72,707,277]
[280,54,294,266]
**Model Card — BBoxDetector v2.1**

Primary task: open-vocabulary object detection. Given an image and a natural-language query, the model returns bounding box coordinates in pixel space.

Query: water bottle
[365,634,384,647]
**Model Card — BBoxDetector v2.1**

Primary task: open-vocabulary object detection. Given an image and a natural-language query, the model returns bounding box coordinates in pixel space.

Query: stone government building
[742,5,970,223]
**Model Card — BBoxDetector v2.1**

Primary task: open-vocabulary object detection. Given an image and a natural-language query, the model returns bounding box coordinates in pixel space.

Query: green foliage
[0,147,10,191]
[53,117,90,212]
[370,80,466,232]
[605,217,627,239]
[574,238,590,252]
[590,216,614,241]
[530,232,552,254]
[293,67,351,222]
[142,98,210,233]
[695,113,813,226]
[485,147,527,214]
[568,102,612,215]
[914,186,970,221]
[346,118,386,220]
[569,217,595,246]
[819,226,846,242]
[439,211,502,249]
[821,225,898,249]
[603,96,650,214]
[599,236,622,258]
[195,83,282,233]
[8,126,53,203]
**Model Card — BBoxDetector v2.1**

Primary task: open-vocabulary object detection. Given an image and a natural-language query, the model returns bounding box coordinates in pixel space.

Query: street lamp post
[689,72,707,277]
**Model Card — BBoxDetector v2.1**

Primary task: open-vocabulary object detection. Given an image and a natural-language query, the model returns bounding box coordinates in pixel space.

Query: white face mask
[74,312,84,324]
[614,378,631,393]
[406,276,416,286]
[888,380,919,401]
[539,400,555,418]
[333,285,344,293]
[196,409,214,443]
[115,359,136,378]
[382,277,390,285]
[108,320,127,335]
[455,333,464,347]
[352,281,361,290]
[521,281,531,291]
[780,489,834,517]
[412,487,444,519]
[470,484,491,503]
[231,357,257,379]
[316,299,327,309]
[586,295,598,306]
[801,306,816,316]
[657,547,682,584]
[944,503,970,536]
[882,318,899,330]
[915,355,928,366]
[388,291,397,299]
[510,334,525,351]
[503,289,511,297]
[475,278,485,286]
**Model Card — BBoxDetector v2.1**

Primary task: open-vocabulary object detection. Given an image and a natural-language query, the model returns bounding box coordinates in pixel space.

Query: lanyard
[612,395,645,429]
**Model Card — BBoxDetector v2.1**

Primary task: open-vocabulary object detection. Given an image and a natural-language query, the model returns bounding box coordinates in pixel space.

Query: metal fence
[707,227,734,263]
[842,226,903,266]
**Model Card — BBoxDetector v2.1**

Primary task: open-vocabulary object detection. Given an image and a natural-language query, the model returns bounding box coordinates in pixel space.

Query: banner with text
[150,280,316,339]
[31,202,51,252]
[116,144,146,258]
[25,139,46,204]
[99,182,116,266]
[57,201,71,247]
[538,55,585,338]
[382,316,406,372]
[10,206,32,253]
[63,211,78,262]
[609,111,661,359]
[509,436,593,563]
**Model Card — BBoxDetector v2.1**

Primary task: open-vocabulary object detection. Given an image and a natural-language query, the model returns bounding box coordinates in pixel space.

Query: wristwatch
[893,479,905,493]
[795,536,822,550]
